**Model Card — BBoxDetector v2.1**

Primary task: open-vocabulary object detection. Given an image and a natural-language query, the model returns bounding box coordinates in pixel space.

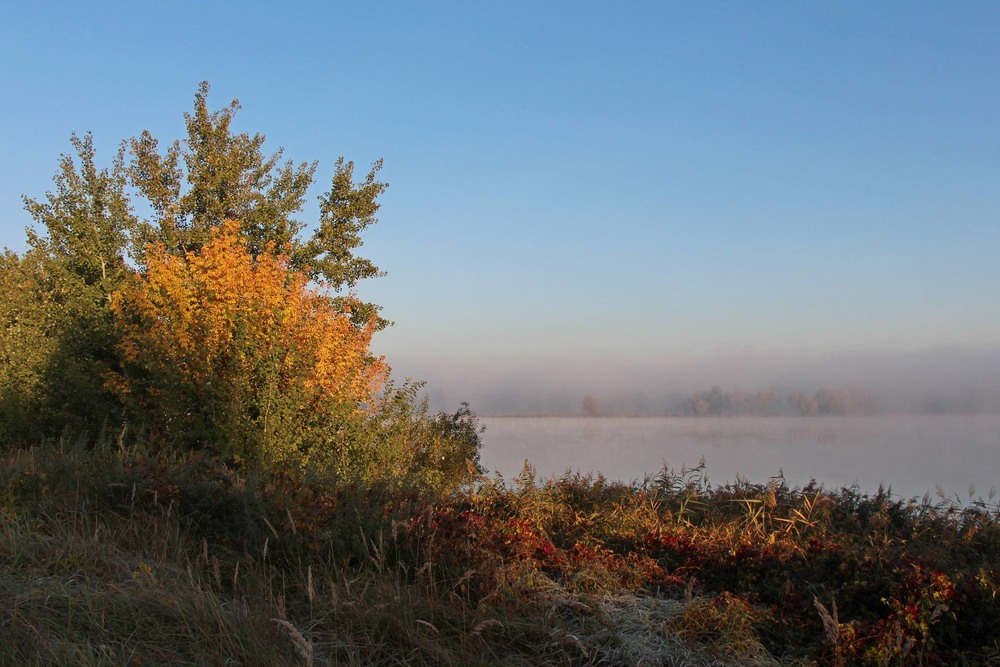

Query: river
[479,415,1000,501]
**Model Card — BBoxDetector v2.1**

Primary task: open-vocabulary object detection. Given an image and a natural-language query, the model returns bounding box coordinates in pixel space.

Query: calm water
[479,415,1000,501]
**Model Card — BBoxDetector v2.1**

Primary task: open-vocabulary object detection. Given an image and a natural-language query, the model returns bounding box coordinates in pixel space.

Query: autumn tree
[129,81,388,328]
[108,221,480,487]
[4,83,484,489]
[2,83,391,444]
[109,220,386,467]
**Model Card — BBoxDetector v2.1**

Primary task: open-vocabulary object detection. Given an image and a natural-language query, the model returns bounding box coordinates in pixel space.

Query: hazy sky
[3,2,999,408]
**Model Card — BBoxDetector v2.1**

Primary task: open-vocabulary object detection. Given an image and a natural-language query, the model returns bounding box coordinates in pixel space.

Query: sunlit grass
[2,439,999,665]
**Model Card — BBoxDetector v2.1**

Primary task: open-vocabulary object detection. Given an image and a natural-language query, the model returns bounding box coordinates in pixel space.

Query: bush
[306,381,484,494]
[109,220,387,468]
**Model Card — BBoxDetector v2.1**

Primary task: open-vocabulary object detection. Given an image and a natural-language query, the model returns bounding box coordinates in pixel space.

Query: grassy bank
[2,439,999,665]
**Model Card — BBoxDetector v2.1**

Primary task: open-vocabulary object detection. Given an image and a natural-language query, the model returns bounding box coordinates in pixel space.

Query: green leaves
[126,82,388,326]
[4,82,393,443]
[23,132,135,293]
[309,157,387,288]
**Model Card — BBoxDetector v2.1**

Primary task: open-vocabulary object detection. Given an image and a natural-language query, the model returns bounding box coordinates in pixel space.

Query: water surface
[480,415,1000,500]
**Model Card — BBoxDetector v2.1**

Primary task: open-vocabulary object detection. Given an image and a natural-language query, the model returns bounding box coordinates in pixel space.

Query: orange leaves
[109,220,386,464]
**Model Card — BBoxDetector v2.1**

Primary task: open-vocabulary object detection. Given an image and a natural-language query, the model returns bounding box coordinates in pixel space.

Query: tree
[129,81,389,328]
[109,220,387,466]
[788,392,819,416]
[1,134,138,439]
[23,133,134,294]
[3,85,485,489]
[0,250,55,441]
[3,83,392,444]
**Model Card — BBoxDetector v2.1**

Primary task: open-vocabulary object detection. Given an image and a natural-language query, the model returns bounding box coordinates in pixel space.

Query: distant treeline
[482,383,1000,417]
[675,385,876,417]
[574,385,879,417]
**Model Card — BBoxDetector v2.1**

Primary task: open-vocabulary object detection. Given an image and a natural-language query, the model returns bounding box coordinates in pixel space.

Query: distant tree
[813,386,877,416]
[706,385,729,415]
[815,387,847,416]
[582,394,600,417]
[679,386,729,416]
[788,392,820,416]
[753,392,782,416]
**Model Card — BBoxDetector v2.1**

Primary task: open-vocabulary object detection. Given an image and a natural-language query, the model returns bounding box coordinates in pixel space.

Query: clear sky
[3,2,999,409]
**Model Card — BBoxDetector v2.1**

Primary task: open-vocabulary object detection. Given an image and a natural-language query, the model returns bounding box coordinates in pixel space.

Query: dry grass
[2,440,1000,665]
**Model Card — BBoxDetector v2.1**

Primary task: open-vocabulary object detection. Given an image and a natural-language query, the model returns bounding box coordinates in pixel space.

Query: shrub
[306,382,484,493]
[109,220,387,468]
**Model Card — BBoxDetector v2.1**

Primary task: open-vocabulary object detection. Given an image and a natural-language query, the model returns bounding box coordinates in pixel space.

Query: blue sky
[3,2,999,407]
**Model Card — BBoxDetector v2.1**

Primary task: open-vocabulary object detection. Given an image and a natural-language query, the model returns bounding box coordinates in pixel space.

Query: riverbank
[2,440,999,665]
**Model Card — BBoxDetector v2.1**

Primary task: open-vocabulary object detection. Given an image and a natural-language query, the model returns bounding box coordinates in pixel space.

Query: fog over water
[386,345,1000,417]
[378,343,1000,499]
[384,344,1000,499]
[479,415,1000,502]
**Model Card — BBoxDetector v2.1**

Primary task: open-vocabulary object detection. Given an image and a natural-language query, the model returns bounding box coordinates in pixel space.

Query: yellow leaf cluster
[109,220,386,464]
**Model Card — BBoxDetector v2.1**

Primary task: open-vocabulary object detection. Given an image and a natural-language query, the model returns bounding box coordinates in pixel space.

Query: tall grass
[2,440,999,665]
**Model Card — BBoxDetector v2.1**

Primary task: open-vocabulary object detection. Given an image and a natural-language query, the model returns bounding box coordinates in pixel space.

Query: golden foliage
[109,220,386,465]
